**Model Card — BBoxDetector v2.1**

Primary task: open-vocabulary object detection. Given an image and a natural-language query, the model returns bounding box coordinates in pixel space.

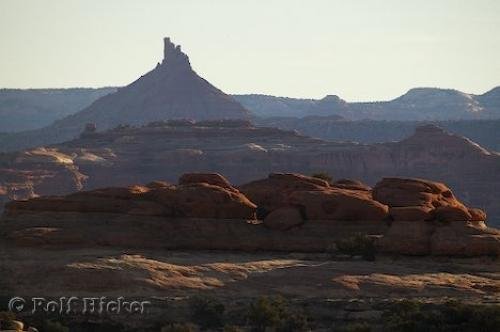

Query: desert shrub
[223,325,244,332]
[147,120,169,127]
[166,119,195,127]
[384,301,443,331]
[112,124,131,131]
[161,323,197,332]
[333,322,372,332]
[335,233,376,261]
[247,296,308,332]
[383,299,500,332]
[197,119,251,128]
[311,172,333,183]
[277,311,309,332]
[248,296,284,331]
[70,322,126,332]
[42,320,69,332]
[189,295,225,330]
[0,311,16,321]
[1,319,24,331]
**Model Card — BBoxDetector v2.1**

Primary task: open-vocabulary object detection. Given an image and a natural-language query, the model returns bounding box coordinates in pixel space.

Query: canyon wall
[0,122,499,226]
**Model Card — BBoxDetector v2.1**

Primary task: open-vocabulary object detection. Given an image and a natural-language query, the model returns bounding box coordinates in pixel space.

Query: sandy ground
[1,246,499,303]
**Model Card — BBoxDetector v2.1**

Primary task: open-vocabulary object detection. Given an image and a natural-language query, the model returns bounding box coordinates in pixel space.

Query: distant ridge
[1,85,500,133]
[234,86,500,120]
[0,87,116,132]
[0,37,499,152]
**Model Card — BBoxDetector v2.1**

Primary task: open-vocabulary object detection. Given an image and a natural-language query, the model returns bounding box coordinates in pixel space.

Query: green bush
[189,295,225,330]
[223,325,244,332]
[335,233,376,261]
[248,296,308,332]
[42,320,69,332]
[311,172,333,183]
[161,323,197,332]
[248,296,282,332]
[1,319,24,331]
[277,312,308,332]
[333,322,372,332]
[71,322,126,332]
[0,311,16,321]
[383,299,500,332]
[0,310,16,330]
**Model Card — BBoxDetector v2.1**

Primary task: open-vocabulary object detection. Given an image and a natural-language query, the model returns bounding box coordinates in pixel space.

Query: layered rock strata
[1,123,499,227]
[2,173,498,256]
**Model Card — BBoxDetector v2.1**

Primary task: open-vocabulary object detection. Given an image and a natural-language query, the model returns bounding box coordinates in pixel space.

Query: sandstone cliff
[255,117,500,153]
[2,172,498,256]
[0,123,499,226]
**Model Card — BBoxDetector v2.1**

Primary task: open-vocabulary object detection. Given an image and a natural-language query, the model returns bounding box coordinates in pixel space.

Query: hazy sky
[1,0,499,101]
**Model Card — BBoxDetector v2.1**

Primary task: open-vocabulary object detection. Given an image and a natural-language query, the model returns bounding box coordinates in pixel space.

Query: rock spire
[162,37,191,70]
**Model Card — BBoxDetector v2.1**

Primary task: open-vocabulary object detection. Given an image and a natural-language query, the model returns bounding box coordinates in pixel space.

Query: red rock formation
[469,207,487,222]
[1,173,498,256]
[372,177,495,255]
[288,189,388,221]
[169,183,256,219]
[178,173,236,192]
[0,124,499,227]
[373,177,457,208]
[263,206,304,230]
[332,179,371,191]
[373,177,484,223]
[0,147,85,212]
[240,173,330,213]
[145,180,172,189]
[388,206,433,222]
[376,219,500,256]
[241,173,388,222]
[430,223,500,256]
[5,174,256,220]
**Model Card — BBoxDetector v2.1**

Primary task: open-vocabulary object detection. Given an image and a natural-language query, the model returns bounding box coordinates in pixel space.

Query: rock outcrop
[337,176,498,257]
[373,177,474,222]
[178,173,236,192]
[0,147,86,207]
[263,206,304,230]
[332,179,371,191]
[371,177,498,255]
[240,173,388,222]
[240,173,330,214]
[0,124,499,227]
[4,174,256,220]
[2,173,498,256]
[288,189,389,222]
[377,220,500,256]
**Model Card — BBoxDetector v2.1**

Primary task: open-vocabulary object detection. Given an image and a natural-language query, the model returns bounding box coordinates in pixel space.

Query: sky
[1,0,499,101]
